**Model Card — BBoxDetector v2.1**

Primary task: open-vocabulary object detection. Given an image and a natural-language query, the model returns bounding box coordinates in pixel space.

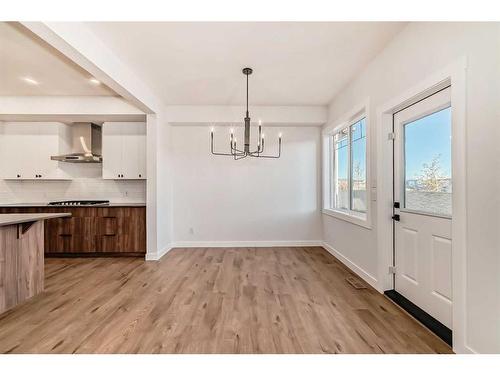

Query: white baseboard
[170,240,324,248]
[145,244,173,261]
[321,241,380,291]
[462,345,478,354]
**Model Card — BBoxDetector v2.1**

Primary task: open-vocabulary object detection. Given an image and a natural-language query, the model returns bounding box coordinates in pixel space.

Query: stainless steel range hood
[51,123,102,163]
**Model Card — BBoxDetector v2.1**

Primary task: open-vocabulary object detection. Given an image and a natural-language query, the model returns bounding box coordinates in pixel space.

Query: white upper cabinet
[0,122,70,180]
[102,122,146,180]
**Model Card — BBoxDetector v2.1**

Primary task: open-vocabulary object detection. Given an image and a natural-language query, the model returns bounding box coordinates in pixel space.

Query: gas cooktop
[47,200,110,206]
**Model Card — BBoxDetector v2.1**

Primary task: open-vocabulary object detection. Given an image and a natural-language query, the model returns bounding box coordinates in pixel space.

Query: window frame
[322,101,371,229]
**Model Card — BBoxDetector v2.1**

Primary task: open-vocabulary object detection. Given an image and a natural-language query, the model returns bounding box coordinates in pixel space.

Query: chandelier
[210,67,282,160]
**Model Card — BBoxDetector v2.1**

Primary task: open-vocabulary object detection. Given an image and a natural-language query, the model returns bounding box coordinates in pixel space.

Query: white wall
[166,105,327,126]
[0,175,145,204]
[323,22,500,353]
[171,125,322,245]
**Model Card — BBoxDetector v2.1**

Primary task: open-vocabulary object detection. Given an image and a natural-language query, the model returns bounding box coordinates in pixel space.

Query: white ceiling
[0,22,116,96]
[85,22,406,106]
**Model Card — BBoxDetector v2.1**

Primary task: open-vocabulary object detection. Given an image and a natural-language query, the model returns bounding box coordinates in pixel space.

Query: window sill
[322,208,372,229]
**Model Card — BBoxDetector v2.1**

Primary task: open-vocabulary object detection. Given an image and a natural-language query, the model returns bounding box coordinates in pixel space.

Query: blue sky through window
[405,107,451,179]
[351,118,366,181]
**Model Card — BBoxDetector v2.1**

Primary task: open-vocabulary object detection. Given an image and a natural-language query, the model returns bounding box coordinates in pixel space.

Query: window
[403,107,452,217]
[324,113,369,226]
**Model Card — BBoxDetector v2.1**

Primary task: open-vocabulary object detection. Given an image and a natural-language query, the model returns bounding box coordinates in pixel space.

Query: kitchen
[0,22,150,315]
[0,119,147,250]
[0,119,147,312]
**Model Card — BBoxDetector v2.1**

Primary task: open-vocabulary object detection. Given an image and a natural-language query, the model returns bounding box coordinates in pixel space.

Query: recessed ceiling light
[89,78,101,85]
[22,77,39,85]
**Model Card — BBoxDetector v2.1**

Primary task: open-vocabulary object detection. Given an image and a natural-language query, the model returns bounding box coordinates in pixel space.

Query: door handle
[392,214,400,221]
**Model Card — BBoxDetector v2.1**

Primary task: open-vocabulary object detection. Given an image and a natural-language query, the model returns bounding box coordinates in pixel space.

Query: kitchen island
[0,213,71,314]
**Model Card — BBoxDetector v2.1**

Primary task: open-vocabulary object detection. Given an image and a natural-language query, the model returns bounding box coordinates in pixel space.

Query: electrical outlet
[189,227,194,235]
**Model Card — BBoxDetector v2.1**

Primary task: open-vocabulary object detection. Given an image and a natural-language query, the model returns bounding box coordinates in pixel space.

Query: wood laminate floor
[0,247,452,353]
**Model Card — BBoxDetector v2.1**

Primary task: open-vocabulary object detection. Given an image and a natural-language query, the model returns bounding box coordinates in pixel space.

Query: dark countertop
[0,213,71,227]
[0,202,146,207]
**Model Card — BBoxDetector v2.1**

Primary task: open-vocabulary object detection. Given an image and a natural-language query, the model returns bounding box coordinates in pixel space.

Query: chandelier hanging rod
[210,67,282,160]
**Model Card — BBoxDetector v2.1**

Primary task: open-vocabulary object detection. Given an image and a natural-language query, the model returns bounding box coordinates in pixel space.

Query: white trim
[321,242,380,291]
[323,100,368,135]
[376,56,468,354]
[322,208,370,229]
[145,244,173,261]
[464,345,478,354]
[171,240,324,248]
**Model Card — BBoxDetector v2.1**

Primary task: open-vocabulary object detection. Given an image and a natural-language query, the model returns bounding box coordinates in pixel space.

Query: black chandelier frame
[210,67,281,160]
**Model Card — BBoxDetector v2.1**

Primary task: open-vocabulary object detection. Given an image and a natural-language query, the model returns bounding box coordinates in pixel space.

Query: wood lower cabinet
[0,207,146,257]
[97,208,146,253]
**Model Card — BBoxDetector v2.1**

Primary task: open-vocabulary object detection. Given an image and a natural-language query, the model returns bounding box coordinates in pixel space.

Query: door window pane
[404,107,452,216]
[350,118,367,212]
[333,129,349,210]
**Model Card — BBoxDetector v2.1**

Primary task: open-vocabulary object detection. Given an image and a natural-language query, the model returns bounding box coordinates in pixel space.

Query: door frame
[376,57,469,353]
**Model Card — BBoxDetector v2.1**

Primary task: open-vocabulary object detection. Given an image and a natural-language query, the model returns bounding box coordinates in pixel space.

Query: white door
[393,86,453,328]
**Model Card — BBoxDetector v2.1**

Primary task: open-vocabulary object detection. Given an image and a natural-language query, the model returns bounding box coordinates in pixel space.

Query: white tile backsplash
[0,178,146,204]
[0,160,146,204]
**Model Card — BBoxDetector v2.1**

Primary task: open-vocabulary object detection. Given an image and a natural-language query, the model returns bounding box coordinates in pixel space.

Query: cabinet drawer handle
[103,234,116,237]
[59,234,72,237]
